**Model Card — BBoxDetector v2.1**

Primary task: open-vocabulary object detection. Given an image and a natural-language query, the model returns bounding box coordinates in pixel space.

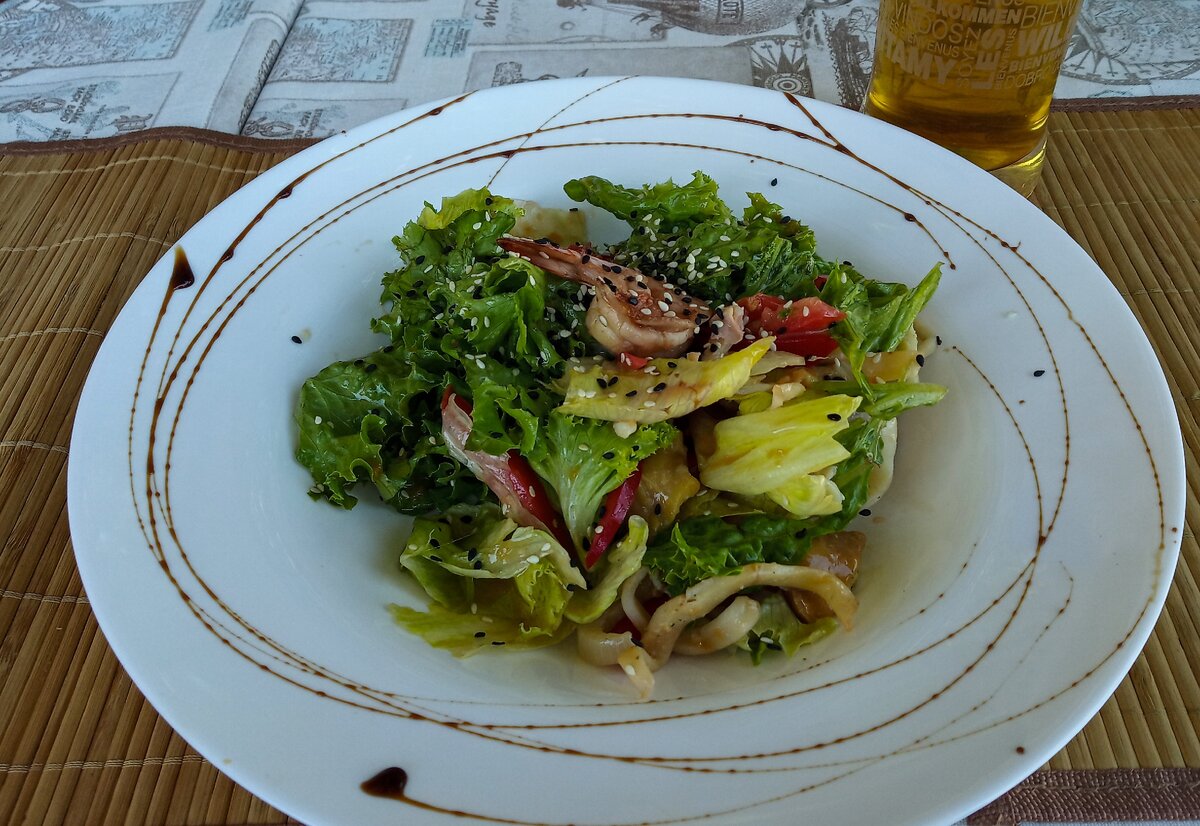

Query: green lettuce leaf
[700,394,860,495]
[557,339,773,424]
[393,505,587,654]
[740,593,838,665]
[525,413,675,555]
[297,186,600,515]
[644,514,814,595]
[565,516,649,624]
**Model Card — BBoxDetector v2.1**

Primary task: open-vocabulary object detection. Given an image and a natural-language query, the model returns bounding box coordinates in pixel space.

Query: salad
[295,173,945,697]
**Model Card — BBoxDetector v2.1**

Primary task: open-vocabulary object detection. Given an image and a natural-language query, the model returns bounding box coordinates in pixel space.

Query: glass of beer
[864,0,1084,196]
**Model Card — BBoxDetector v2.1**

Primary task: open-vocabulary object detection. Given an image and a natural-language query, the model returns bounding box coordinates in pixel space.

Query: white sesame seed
[665,310,677,318]
[643,400,656,407]
[472,222,482,230]
[526,555,540,564]
[730,250,740,257]
[802,306,810,317]
[541,543,552,552]
[579,444,590,452]
[719,235,731,242]
[657,301,670,312]
[594,525,604,534]
[428,436,437,444]
[314,416,322,424]
[470,603,478,614]
[640,308,652,316]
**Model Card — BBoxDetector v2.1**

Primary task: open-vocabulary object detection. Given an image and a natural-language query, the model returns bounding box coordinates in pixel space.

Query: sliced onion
[674,596,761,656]
[617,647,656,700]
[619,567,652,632]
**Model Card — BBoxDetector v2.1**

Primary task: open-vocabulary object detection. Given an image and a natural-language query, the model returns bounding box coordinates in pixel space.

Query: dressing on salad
[295,173,945,697]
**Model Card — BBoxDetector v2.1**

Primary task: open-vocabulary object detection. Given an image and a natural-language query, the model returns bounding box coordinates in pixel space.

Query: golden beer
[865,0,1083,191]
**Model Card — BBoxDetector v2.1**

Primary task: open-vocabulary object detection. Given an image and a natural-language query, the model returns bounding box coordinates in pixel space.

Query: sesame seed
[936,335,943,345]
[602,451,615,459]
[314,416,322,424]
[770,177,778,186]
[916,354,926,366]
[1033,369,1046,377]
[860,508,872,516]
[290,335,302,344]
[643,400,655,407]
[492,640,505,646]
[640,308,653,316]
[483,316,491,328]
[470,603,478,614]
[472,222,482,230]
[579,444,590,452]
[658,301,669,312]
[594,525,604,534]
[827,413,842,421]
[802,306,810,317]
[474,631,486,638]
[526,555,540,564]
[626,390,637,397]
[365,363,377,373]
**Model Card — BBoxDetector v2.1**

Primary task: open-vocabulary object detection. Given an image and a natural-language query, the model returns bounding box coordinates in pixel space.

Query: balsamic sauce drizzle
[124,83,1171,822]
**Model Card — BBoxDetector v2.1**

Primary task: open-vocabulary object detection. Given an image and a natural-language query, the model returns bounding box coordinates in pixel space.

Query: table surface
[0,103,1198,825]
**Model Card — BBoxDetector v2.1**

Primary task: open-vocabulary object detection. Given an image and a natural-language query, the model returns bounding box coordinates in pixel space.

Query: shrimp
[497,236,711,358]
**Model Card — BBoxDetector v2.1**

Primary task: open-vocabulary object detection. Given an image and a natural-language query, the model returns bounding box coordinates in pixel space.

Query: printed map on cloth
[2,0,1199,143]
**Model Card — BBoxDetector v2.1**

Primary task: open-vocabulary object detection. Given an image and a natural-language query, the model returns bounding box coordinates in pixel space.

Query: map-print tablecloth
[2,0,1199,143]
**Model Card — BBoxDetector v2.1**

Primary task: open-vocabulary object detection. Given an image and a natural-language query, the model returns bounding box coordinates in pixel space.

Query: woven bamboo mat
[0,110,1197,825]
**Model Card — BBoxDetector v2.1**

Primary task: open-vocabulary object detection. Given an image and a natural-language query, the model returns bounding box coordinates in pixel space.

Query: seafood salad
[295,173,945,697]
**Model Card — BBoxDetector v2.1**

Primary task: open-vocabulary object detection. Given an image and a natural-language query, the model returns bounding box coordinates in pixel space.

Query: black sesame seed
[652,382,667,392]
[667,361,678,368]
[653,502,663,516]
[860,508,872,517]
[916,354,926,366]
[794,529,807,539]
[628,295,639,306]
[682,309,693,317]
[429,555,442,562]
[485,197,494,205]
[354,359,365,366]
[581,254,591,264]
[597,378,608,389]
[290,335,302,344]
[491,640,505,646]
[467,549,478,560]
[414,255,426,265]
[1033,369,1046,377]
[405,289,417,297]
[602,451,615,460]
[827,413,842,421]
[612,266,623,274]
[936,335,943,346]
[365,363,378,373]
[631,445,640,452]
[626,390,638,397]
[383,345,395,353]
[473,560,483,569]
[474,631,486,638]
[528,390,540,400]
[430,538,440,548]
[770,177,778,186]
[569,206,578,212]
[601,264,612,272]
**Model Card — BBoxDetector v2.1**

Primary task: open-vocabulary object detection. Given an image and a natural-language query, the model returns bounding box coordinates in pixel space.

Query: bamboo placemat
[1,109,1197,826]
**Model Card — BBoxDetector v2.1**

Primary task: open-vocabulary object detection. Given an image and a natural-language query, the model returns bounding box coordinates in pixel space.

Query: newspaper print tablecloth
[2,0,1199,143]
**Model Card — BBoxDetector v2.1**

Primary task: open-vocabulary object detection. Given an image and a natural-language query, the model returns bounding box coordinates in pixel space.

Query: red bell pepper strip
[736,293,844,359]
[440,388,573,550]
[585,467,643,569]
[618,352,651,370]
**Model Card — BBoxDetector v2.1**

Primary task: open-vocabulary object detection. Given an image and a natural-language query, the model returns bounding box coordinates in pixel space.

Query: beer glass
[865,0,1085,195]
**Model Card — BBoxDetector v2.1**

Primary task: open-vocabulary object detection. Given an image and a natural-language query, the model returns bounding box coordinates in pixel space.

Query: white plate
[68,77,1185,826]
